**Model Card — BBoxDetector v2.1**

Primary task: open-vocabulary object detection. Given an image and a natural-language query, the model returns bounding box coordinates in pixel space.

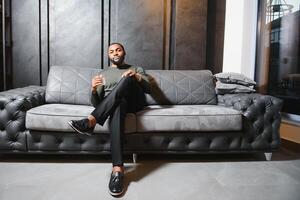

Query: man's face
[108,44,125,66]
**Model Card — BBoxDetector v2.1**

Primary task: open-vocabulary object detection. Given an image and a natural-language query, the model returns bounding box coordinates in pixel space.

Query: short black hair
[109,42,125,52]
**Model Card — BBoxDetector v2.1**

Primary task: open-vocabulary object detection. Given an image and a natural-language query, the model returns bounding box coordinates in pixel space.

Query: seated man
[68,42,151,197]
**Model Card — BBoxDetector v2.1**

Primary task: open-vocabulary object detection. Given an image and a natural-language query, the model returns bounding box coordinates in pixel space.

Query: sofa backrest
[146,70,216,105]
[46,66,98,105]
[45,66,217,106]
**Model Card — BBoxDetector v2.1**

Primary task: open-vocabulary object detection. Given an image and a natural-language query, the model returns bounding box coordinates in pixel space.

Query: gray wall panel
[12,0,40,88]
[49,0,101,68]
[174,0,207,70]
[110,0,165,70]
[206,0,226,74]
[41,0,48,86]
[103,0,110,69]
[9,0,225,88]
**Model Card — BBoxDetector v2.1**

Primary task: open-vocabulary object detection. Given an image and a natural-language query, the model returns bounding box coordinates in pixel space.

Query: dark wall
[206,0,226,74]
[173,0,207,70]
[9,0,225,88]
[12,0,40,87]
[109,0,165,70]
[49,0,102,68]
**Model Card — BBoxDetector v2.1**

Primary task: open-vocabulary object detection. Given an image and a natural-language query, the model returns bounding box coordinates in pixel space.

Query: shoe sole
[109,189,124,197]
[67,121,92,136]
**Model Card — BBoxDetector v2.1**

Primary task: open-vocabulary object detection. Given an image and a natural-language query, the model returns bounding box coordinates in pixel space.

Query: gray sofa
[0,66,283,160]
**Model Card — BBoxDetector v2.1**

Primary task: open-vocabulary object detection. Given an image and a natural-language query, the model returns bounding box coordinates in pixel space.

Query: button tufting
[185,139,191,145]
[144,138,150,144]
[0,123,4,131]
[226,138,231,145]
[164,138,171,144]
[57,138,63,144]
[207,139,212,144]
[249,138,254,143]
[100,139,106,144]
[79,138,85,144]
[35,136,41,143]
[78,138,84,144]
[11,137,17,143]
[268,138,273,143]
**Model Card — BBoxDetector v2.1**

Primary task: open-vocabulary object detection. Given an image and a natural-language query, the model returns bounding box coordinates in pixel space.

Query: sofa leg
[264,153,272,161]
[132,153,137,163]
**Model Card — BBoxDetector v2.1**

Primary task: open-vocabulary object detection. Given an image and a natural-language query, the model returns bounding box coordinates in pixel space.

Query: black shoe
[68,118,94,136]
[109,171,124,197]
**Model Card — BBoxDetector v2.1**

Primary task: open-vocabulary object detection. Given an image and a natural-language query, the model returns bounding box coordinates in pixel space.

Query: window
[256,0,300,117]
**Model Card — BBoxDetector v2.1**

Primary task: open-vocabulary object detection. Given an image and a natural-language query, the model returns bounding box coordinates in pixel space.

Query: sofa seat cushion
[25,104,136,133]
[136,105,242,132]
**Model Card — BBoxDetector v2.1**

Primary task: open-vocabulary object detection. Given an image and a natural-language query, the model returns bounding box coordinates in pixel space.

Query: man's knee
[122,75,135,82]
[120,76,137,86]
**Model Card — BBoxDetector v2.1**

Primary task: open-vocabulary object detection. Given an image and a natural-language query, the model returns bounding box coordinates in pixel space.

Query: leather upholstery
[26,130,245,152]
[0,86,45,151]
[25,130,280,153]
[218,93,283,150]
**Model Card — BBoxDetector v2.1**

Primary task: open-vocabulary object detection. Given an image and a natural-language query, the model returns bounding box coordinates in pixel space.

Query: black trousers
[91,76,146,166]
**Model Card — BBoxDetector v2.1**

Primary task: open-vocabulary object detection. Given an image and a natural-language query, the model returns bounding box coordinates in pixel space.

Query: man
[68,43,150,197]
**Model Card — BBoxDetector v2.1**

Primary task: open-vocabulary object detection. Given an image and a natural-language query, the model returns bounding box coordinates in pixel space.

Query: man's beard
[110,55,125,66]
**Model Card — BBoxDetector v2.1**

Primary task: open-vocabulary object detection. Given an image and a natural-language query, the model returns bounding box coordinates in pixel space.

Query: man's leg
[108,98,127,196]
[106,78,146,197]
[109,99,127,168]
[91,76,145,125]
[68,76,146,135]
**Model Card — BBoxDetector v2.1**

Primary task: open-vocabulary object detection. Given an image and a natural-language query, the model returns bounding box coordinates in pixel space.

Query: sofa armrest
[217,93,283,150]
[0,86,46,151]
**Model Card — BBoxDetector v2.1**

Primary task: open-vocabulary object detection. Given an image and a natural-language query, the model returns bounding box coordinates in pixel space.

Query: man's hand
[122,69,142,82]
[91,75,105,93]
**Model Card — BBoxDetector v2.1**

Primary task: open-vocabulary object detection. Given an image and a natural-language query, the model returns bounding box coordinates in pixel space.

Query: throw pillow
[214,72,256,86]
[215,81,256,94]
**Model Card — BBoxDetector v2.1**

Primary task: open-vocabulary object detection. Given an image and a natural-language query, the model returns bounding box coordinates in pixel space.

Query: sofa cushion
[25,104,136,133]
[45,66,99,105]
[136,105,242,132]
[146,70,217,105]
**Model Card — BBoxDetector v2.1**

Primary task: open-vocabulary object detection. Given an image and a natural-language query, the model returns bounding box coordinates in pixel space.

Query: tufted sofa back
[45,66,217,106]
